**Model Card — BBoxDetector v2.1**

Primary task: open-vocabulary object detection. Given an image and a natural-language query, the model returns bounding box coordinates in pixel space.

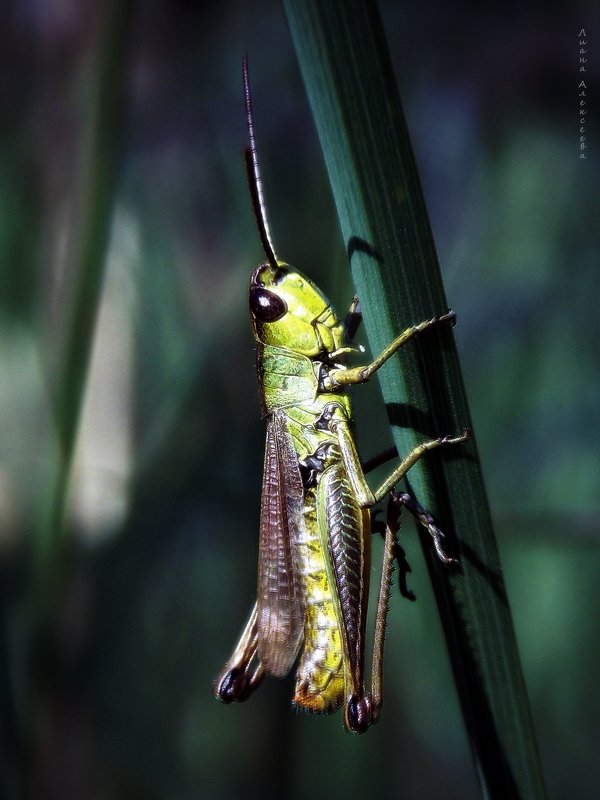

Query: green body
[214,58,468,733]
[215,258,468,732]
[252,262,371,721]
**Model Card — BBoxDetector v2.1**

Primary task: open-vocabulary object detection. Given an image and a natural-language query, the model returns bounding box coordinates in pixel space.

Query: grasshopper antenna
[243,54,279,269]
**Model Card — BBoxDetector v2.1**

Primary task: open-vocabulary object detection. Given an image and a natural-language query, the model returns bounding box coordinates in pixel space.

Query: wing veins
[256,409,305,676]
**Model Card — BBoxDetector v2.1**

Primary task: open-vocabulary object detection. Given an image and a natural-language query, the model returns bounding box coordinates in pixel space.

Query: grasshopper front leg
[343,295,362,342]
[321,311,456,391]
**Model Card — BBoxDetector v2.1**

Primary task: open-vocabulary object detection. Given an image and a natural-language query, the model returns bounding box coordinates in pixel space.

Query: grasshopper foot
[390,489,459,566]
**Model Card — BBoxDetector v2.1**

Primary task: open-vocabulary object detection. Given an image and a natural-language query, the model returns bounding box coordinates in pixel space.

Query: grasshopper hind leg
[371,506,416,602]
[342,497,400,733]
[390,488,458,566]
[353,487,461,732]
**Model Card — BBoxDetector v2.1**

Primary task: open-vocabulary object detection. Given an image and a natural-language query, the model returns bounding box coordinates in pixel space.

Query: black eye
[249,286,287,322]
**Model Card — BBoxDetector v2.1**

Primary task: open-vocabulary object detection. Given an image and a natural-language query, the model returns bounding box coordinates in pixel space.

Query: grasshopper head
[249,261,345,357]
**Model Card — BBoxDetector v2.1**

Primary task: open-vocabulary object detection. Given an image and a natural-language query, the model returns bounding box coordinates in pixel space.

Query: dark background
[0,1,598,798]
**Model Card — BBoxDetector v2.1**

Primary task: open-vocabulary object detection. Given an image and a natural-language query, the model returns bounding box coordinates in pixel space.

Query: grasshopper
[214,58,469,733]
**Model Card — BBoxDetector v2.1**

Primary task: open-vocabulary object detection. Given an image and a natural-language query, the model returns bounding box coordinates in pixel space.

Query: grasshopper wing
[256,408,305,677]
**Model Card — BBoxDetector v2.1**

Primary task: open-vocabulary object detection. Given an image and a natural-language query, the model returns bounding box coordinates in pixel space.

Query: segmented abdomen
[293,453,367,712]
[293,487,345,712]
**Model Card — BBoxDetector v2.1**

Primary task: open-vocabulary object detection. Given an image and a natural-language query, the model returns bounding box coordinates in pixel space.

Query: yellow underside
[293,496,345,713]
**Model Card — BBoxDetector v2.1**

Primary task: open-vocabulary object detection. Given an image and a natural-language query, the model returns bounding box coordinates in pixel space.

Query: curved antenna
[243,55,279,268]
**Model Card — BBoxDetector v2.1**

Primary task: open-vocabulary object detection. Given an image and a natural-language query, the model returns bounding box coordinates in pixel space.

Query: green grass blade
[283,1,547,797]
[21,3,133,790]
[35,1,133,585]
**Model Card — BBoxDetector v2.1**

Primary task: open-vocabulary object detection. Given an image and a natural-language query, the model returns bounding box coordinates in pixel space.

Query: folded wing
[256,409,305,676]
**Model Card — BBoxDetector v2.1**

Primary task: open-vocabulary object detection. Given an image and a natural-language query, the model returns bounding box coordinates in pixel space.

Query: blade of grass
[283,1,546,797]
[34,0,132,605]
[22,2,132,791]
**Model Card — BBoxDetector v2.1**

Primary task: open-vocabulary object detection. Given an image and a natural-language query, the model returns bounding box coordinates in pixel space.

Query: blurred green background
[0,1,598,798]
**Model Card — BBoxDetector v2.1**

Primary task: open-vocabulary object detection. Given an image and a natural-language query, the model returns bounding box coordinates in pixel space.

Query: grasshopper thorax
[249,261,346,357]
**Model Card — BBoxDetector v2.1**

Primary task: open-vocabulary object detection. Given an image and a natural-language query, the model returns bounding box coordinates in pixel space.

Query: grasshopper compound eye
[249,286,287,322]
